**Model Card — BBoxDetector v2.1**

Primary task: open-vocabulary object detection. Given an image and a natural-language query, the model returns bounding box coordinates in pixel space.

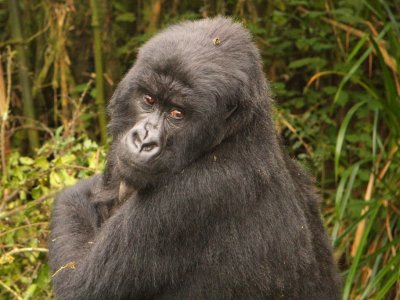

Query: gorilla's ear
[224,102,238,120]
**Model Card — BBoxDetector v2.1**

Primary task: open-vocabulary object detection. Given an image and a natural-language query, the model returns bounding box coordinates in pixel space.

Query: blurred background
[0,0,399,299]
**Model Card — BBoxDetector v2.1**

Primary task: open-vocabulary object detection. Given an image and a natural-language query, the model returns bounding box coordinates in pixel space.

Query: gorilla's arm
[50,199,132,299]
[49,160,253,300]
[48,175,137,299]
[48,176,102,270]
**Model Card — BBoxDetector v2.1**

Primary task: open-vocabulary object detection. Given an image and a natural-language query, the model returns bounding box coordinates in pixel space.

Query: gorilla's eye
[169,109,184,120]
[143,95,156,106]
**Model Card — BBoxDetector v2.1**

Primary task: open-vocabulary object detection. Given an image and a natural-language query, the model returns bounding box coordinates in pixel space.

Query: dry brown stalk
[148,0,163,34]
[351,143,398,256]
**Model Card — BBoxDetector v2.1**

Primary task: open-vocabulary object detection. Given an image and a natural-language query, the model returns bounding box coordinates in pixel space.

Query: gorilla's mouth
[116,154,159,175]
[141,142,158,152]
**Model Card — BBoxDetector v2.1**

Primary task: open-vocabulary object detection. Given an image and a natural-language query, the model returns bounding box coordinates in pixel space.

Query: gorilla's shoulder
[54,174,102,206]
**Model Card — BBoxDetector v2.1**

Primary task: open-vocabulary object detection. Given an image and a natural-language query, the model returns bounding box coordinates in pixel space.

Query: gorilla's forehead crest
[134,17,263,96]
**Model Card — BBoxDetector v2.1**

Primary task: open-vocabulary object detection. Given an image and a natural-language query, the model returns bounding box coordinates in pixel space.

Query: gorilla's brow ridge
[136,73,193,107]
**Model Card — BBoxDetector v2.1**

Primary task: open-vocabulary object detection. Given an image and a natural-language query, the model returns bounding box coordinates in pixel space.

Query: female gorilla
[48,17,341,299]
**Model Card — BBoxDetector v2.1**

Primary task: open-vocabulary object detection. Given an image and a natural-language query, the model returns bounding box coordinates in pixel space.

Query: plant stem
[90,0,107,144]
[8,0,39,150]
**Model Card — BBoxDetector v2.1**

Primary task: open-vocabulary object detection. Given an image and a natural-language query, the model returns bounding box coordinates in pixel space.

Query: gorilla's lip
[116,154,160,175]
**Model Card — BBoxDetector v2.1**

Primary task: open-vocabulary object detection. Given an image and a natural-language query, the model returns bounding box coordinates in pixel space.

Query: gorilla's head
[106,17,271,189]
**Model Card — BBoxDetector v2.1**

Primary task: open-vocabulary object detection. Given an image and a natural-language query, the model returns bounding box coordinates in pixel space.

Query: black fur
[48,17,341,299]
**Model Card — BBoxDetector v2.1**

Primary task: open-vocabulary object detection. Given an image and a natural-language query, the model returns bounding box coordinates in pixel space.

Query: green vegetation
[0,1,399,299]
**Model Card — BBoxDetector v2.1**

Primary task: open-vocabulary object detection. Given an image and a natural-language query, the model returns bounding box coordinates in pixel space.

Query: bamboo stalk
[90,0,107,145]
[0,50,12,179]
[148,0,163,34]
[8,0,39,150]
[54,6,70,133]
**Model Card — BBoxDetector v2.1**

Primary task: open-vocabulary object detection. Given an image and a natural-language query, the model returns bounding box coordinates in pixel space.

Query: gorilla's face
[111,67,237,189]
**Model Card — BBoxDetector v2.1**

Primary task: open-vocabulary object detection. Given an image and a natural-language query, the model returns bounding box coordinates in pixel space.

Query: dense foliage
[0,0,399,299]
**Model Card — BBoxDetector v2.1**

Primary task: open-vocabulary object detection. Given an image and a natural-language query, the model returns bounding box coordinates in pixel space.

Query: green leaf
[19,156,34,165]
[49,171,63,188]
[343,206,380,300]
[335,90,349,106]
[288,57,327,69]
[23,284,37,300]
[116,12,135,23]
[31,186,42,199]
[60,154,76,165]
[373,267,400,300]
[60,169,76,186]
[334,101,367,180]
[333,23,391,105]
[35,157,50,170]
[360,254,400,299]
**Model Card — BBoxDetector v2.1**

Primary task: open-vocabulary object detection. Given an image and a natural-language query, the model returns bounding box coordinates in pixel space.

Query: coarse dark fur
[48,17,341,299]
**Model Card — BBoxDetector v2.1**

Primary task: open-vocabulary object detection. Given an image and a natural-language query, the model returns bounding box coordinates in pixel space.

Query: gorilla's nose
[126,126,161,161]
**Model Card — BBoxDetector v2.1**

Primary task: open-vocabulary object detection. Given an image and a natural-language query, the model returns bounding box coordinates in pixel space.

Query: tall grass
[307,5,400,298]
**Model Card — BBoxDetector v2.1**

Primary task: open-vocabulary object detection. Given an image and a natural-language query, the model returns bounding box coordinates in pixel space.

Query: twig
[52,261,76,278]
[3,188,21,202]
[275,109,313,155]
[0,191,57,219]
[0,280,23,300]
[67,79,92,136]
[65,164,95,171]
[1,247,48,256]
[6,115,54,138]
[0,222,48,238]
[0,188,21,210]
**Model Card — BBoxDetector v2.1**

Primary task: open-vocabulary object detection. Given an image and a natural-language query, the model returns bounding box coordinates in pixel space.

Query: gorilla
[48,17,341,299]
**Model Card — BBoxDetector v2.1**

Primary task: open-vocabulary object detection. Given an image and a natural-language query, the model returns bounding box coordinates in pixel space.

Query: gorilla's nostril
[130,131,141,149]
[132,131,139,140]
